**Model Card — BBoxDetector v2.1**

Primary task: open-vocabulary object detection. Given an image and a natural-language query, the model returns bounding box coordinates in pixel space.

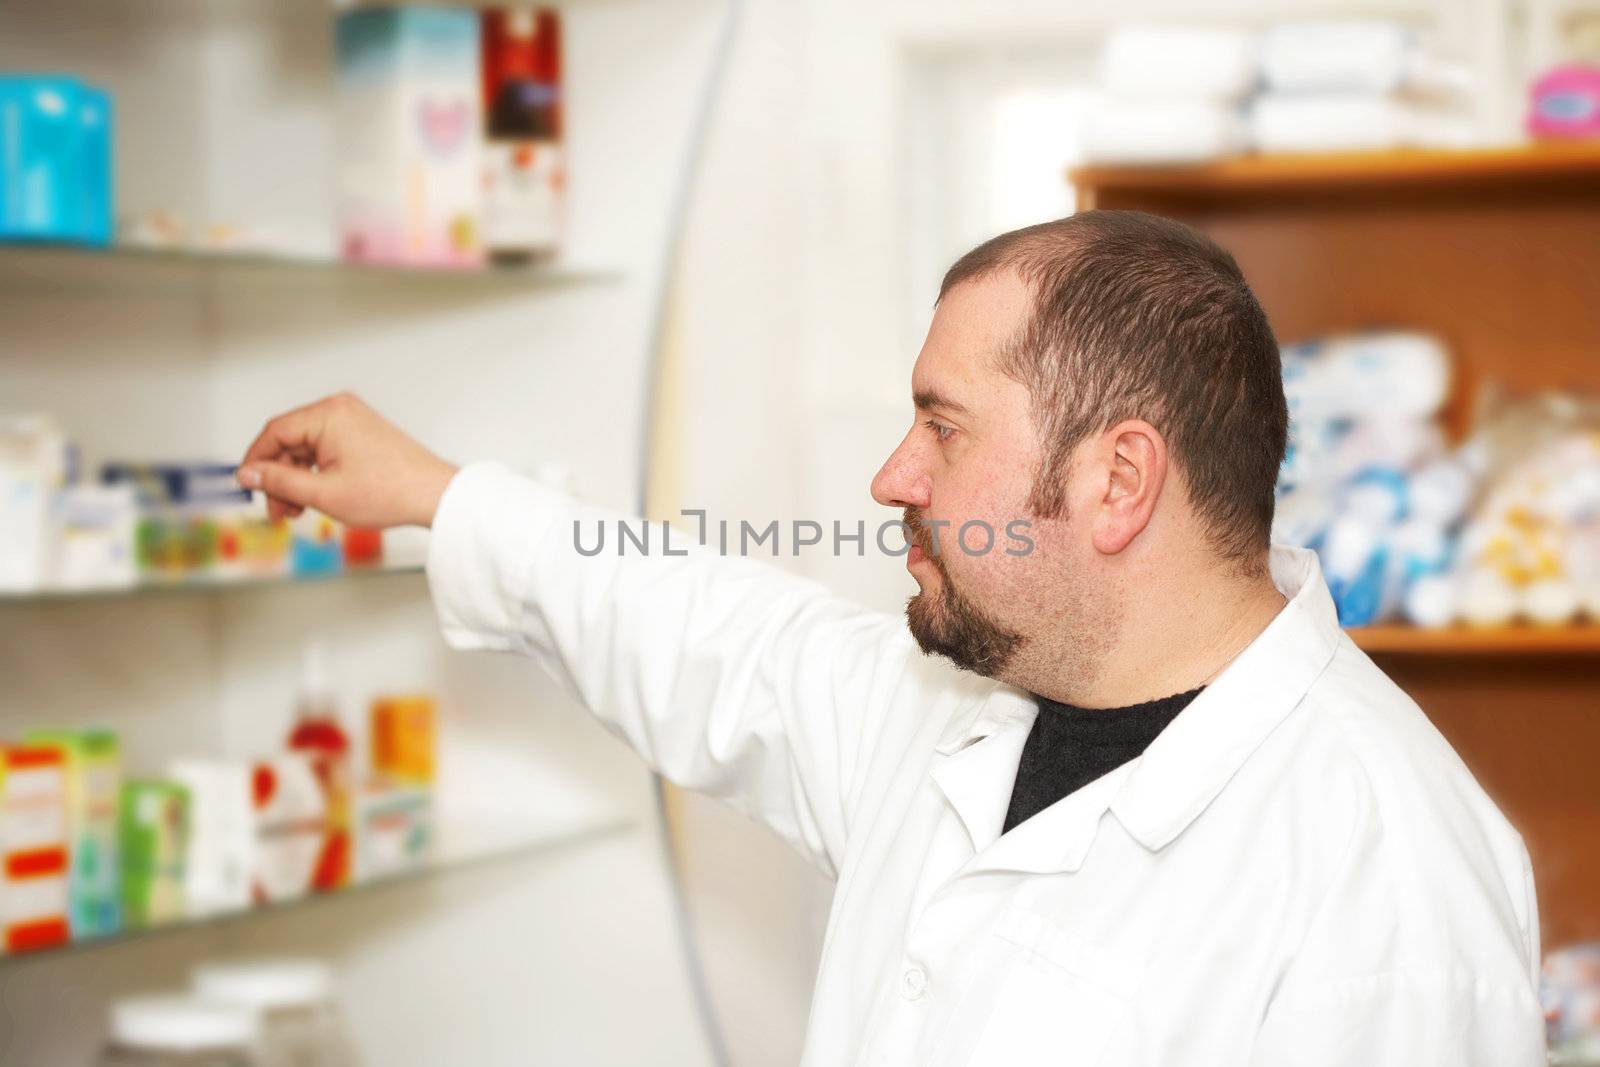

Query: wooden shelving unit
[1072,144,1600,204]
[1349,624,1600,656]
[1072,145,1600,949]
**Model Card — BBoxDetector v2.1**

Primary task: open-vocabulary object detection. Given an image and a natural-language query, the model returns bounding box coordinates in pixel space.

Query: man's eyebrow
[913,388,970,417]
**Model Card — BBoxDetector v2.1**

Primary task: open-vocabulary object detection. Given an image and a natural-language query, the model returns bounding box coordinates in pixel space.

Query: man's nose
[871,435,930,510]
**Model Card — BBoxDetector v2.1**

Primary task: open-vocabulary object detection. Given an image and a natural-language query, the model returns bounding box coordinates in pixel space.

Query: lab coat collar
[934,682,1035,758]
[1107,546,1341,852]
[930,546,1341,864]
[929,690,1037,853]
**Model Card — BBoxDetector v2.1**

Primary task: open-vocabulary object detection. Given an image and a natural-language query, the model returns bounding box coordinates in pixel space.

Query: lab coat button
[900,966,927,1000]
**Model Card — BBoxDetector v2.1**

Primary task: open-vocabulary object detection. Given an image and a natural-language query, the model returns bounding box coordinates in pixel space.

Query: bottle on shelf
[481,7,563,263]
[192,958,359,1067]
[97,995,262,1067]
[288,642,352,892]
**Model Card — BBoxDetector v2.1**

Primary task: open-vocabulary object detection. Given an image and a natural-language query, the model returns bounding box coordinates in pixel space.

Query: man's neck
[1022,557,1287,710]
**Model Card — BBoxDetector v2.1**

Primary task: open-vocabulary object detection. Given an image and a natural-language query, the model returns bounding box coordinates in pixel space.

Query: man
[238,212,1544,1065]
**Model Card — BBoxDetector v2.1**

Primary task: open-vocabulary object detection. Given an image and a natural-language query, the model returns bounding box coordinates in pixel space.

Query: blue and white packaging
[335,8,484,268]
[1281,332,1450,423]
[1321,516,1388,626]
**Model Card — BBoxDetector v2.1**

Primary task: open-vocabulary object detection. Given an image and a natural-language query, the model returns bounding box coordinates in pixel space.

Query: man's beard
[903,507,1024,678]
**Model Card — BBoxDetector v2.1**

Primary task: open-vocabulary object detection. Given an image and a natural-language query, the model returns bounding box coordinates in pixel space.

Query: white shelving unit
[0,243,623,296]
[0,564,425,604]
[0,0,731,1063]
[0,811,636,967]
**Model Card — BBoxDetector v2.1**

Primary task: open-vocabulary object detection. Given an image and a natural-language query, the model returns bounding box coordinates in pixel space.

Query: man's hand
[237,393,458,528]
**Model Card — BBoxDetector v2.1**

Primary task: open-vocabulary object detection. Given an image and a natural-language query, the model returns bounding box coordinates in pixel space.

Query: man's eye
[923,419,955,442]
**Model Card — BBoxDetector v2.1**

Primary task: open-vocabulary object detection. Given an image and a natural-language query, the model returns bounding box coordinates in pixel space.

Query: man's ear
[1092,420,1167,556]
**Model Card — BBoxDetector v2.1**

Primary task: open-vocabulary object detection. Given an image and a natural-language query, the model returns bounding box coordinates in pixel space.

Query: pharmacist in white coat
[239,212,1545,1066]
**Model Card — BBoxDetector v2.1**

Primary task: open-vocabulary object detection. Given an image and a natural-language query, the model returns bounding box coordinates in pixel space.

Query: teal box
[0,76,115,246]
[76,84,113,245]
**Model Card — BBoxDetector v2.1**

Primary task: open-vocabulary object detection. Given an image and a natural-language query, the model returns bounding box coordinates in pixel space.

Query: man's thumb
[238,461,321,510]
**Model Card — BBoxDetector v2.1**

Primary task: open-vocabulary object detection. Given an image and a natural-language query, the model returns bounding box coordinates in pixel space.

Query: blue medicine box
[0,75,115,246]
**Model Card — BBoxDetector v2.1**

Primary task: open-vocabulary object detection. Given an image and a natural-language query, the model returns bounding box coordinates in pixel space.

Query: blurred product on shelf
[1529,65,1600,140]
[1251,21,1479,154]
[1100,24,1258,101]
[289,643,353,891]
[1545,943,1600,1066]
[1272,332,1600,630]
[119,780,190,931]
[1281,331,1450,425]
[0,75,113,247]
[1271,331,1457,627]
[289,510,344,578]
[119,210,338,262]
[250,755,328,904]
[335,7,485,269]
[55,482,140,590]
[1083,26,1251,164]
[356,782,433,880]
[1446,397,1600,628]
[193,958,358,1067]
[359,694,436,878]
[1259,20,1414,94]
[1527,10,1600,142]
[0,743,71,954]
[1,677,437,954]
[1081,19,1481,163]
[98,994,263,1067]
[175,754,329,909]
[169,759,255,919]
[118,209,192,250]
[1248,92,1478,155]
[105,461,269,581]
[342,525,383,567]
[0,414,68,592]
[23,728,122,939]
[1081,99,1246,166]
[371,694,436,785]
[0,414,387,593]
[481,8,564,262]
[1,18,573,266]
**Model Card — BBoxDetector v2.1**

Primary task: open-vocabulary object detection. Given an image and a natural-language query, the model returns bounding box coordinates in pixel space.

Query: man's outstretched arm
[238,393,915,878]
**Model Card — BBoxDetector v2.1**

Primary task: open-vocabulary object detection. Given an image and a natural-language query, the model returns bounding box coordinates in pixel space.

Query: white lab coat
[426,463,1546,1067]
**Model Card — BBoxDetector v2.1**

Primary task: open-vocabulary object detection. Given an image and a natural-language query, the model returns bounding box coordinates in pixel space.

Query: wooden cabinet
[1072,146,1600,949]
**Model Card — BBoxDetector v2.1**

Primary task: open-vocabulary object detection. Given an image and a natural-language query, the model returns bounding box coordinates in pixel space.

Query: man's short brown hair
[940,210,1287,566]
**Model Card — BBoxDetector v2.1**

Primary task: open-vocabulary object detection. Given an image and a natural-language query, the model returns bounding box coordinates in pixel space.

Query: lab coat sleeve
[1248,968,1547,1066]
[425,462,916,878]
[1247,814,1546,1066]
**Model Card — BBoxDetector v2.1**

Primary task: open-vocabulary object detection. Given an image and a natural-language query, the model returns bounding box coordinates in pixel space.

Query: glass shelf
[0,242,622,297]
[0,564,426,605]
[0,812,636,966]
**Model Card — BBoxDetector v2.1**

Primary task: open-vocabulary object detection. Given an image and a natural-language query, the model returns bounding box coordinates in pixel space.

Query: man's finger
[242,402,328,467]
[239,460,322,515]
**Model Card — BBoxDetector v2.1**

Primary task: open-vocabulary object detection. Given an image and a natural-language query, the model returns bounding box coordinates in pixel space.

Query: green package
[118,779,189,930]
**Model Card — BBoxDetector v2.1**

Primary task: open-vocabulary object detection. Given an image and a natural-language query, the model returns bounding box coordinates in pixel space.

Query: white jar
[192,959,358,1067]
[98,995,263,1067]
